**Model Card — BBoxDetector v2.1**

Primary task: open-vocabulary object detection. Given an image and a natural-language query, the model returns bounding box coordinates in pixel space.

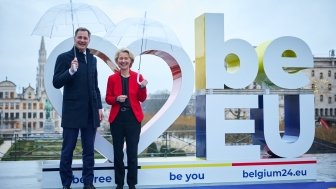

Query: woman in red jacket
[105,48,147,189]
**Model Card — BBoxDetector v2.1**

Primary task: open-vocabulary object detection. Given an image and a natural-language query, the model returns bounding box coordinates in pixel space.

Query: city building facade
[0,37,60,137]
[306,54,336,121]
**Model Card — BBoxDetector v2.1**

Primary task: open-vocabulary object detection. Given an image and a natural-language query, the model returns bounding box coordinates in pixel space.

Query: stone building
[306,54,336,120]
[0,37,60,137]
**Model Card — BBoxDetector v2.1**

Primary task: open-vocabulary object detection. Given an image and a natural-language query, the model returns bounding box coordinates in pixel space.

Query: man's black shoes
[83,184,96,189]
[62,186,71,189]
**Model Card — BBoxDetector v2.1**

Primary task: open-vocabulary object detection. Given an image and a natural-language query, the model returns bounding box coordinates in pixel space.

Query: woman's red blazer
[105,70,147,123]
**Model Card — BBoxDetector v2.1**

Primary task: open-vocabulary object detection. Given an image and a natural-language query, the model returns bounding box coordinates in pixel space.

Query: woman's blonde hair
[114,48,135,67]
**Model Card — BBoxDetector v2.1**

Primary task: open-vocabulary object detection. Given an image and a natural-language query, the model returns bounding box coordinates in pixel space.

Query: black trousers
[110,109,141,186]
[60,125,97,186]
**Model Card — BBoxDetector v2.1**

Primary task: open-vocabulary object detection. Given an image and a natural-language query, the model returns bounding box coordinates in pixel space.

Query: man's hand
[70,57,79,73]
[99,109,104,121]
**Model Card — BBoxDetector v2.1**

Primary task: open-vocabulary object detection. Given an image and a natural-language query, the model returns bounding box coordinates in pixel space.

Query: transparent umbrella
[32,1,115,62]
[105,13,181,84]
[105,15,181,48]
[32,1,115,38]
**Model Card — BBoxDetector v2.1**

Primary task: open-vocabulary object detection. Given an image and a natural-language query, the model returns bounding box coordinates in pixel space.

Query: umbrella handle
[73,44,77,71]
[137,69,141,85]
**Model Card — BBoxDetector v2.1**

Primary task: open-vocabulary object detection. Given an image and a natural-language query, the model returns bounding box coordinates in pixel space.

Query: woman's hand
[117,95,128,102]
[140,79,148,88]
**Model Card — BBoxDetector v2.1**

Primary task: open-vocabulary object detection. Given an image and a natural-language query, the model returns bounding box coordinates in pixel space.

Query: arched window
[328,70,331,77]
[320,72,323,79]
[320,95,323,102]
[311,70,315,77]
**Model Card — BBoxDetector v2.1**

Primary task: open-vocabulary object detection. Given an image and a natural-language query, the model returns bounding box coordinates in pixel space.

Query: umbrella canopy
[105,16,181,49]
[105,16,182,84]
[32,2,115,38]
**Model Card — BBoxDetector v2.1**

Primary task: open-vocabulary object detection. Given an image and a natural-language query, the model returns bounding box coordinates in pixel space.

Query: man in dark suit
[53,27,103,189]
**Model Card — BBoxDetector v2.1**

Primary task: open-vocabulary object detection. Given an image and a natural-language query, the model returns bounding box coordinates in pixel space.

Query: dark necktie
[83,52,87,64]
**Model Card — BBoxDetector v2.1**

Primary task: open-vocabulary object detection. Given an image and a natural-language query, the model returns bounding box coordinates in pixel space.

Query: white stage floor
[0,154,335,189]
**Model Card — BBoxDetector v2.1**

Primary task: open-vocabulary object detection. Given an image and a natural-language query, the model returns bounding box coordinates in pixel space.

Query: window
[315,109,318,116]
[23,112,26,119]
[10,92,14,98]
[312,84,315,90]
[325,109,328,116]
[15,113,19,119]
[311,70,315,77]
[328,97,332,104]
[328,84,332,90]
[328,70,332,77]
[320,95,323,102]
[320,109,323,116]
[28,103,32,110]
[0,92,3,99]
[320,72,323,79]
[39,103,43,109]
[330,109,333,116]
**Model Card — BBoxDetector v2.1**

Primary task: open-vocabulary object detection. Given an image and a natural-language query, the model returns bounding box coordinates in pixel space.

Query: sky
[0,0,335,96]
